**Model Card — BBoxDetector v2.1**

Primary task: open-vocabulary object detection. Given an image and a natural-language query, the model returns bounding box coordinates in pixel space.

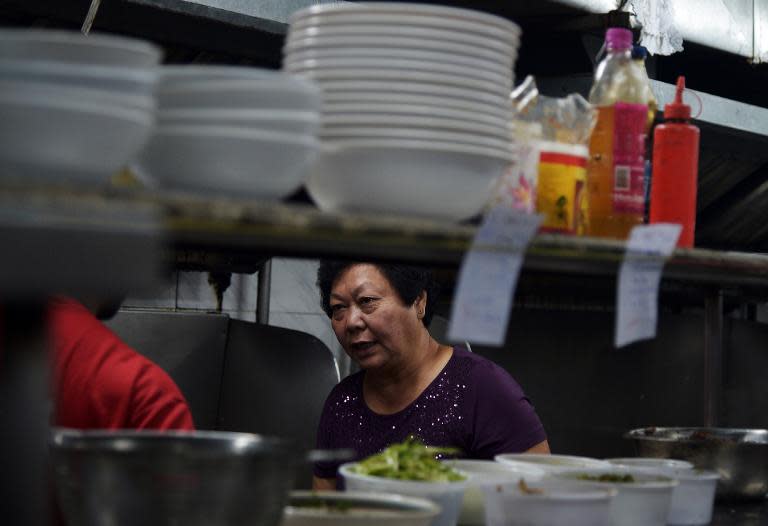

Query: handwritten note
[447,207,543,346]
[615,224,682,348]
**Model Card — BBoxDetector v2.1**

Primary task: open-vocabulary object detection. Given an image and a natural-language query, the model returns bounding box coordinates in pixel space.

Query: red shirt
[49,298,194,431]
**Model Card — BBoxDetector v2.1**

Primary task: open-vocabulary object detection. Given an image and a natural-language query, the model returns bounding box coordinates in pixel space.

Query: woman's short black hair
[317,260,439,327]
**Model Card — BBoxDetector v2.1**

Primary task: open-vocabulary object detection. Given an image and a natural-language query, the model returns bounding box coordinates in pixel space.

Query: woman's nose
[345,306,365,331]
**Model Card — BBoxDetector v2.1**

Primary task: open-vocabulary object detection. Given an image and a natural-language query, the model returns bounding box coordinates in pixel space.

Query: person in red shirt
[49,296,194,431]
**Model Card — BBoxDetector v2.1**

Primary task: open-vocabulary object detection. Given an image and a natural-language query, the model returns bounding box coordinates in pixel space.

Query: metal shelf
[5,186,768,296]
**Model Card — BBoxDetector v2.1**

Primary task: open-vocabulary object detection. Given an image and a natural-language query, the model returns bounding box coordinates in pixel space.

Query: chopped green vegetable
[353,436,466,482]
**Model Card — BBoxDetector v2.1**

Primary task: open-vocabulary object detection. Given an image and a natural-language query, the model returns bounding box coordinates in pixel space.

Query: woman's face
[329,264,426,371]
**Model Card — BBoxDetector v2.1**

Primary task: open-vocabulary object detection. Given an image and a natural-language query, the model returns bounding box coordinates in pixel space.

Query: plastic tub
[443,459,545,526]
[495,454,611,474]
[665,469,720,525]
[281,491,440,526]
[554,468,677,526]
[482,479,615,526]
[338,463,467,526]
[607,458,694,471]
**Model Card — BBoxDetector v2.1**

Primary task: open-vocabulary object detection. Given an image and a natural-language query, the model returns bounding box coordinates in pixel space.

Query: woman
[313,261,548,490]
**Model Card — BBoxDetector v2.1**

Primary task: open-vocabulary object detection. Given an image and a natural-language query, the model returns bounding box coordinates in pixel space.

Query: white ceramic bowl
[283,35,513,67]
[606,458,695,471]
[0,92,153,184]
[283,48,512,77]
[338,463,468,526]
[482,479,615,526]
[284,58,511,87]
[443,459,545,526]
[306,141,511,221]
[322,103,510,128]
[290,3,521,36]
[319,127,513,152]
[158,108,320,135]
[495,454,611,474]
[554,468,678,526]
[321,116,509,141]
[0,80,155,111]
[317,80,509,107]
[136,125,319,198]
[293,68,509,97]
[0,28,161,67]
[160,65,305,86]
[156,79,322,112]
[288,13,519,46]
[0,60,157,96]
[287,25,516,55]
[321,92,509,119]
[281,490,440,526]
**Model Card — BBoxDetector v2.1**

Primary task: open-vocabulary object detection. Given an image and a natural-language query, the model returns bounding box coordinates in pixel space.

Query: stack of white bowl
[0,29,160,185]
[136,66,322,198]
[283,2,521,221]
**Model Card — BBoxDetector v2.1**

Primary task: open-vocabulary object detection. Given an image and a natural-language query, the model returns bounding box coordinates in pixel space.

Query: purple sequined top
[314,346,546,479]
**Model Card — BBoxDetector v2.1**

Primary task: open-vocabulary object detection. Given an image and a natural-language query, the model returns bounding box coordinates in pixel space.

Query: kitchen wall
[122,258,349,375]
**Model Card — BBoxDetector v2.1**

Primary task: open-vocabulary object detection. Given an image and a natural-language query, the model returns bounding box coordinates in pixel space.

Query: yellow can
[535,141,589,235]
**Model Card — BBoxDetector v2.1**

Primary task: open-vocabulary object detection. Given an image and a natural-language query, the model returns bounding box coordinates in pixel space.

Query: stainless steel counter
[712,500,768,525]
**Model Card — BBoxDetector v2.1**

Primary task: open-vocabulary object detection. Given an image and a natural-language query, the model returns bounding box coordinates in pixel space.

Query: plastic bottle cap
[664,76,691,120]
[631,45,648,60]
[606,28,632,50]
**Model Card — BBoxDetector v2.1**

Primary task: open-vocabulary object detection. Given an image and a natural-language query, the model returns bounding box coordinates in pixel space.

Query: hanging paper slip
[448,206,543,346]
[615,223,682,348]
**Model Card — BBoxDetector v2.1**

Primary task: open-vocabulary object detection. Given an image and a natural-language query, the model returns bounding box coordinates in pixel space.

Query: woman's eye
[330,304,345,313]
[359,297,375,305]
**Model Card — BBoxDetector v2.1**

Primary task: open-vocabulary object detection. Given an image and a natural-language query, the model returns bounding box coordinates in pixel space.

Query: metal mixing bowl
[624,427,768,500]
[51,428,298,526]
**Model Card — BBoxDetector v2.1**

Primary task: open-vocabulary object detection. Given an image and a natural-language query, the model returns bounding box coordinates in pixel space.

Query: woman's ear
[415,290,427,319]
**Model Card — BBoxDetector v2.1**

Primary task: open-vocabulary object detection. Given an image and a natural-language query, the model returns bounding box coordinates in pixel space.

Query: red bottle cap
[664,76,691,120]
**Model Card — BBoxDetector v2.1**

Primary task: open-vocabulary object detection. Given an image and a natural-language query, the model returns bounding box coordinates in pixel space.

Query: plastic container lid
[664,76,691,120]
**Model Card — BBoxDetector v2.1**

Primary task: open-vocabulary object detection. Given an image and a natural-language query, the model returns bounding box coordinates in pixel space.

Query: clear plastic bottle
[631,45,658,221]
[632,45,658,132]
[586,28,649,239]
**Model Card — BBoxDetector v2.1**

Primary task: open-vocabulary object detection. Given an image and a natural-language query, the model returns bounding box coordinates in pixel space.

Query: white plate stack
[0,29,161,185]
[136,66,322,199]
[283,2,521,221]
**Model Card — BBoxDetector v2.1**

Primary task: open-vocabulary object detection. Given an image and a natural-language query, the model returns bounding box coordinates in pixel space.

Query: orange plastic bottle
[586,28,649,239]
[649,76,700,248]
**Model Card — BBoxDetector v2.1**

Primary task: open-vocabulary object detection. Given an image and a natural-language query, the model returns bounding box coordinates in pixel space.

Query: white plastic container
[338,463,468,526]
[494,454,611,474]
[281,491,440,526]
[482,479,615,526]
[554,468,677,526]
[665,469,719,525]
[606,458,694,471]
[442,459,545,526]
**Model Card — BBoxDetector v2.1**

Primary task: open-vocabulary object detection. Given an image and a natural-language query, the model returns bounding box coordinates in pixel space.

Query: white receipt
[615,224,682,348]
[447,207,543,346]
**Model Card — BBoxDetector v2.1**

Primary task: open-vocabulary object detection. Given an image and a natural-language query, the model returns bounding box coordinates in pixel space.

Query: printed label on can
[536,143,588,235]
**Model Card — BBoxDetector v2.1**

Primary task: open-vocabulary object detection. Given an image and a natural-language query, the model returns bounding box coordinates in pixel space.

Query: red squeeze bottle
[649,76,700,248]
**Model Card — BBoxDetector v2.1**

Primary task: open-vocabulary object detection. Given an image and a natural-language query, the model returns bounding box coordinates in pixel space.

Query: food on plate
[352,436,466,482]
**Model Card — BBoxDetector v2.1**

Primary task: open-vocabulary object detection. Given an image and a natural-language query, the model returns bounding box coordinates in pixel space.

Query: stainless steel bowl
[624,427,768,500]
[51,428,299,526]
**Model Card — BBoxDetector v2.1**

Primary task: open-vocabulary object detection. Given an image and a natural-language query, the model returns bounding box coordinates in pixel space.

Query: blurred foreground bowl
[51,428,298,526]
